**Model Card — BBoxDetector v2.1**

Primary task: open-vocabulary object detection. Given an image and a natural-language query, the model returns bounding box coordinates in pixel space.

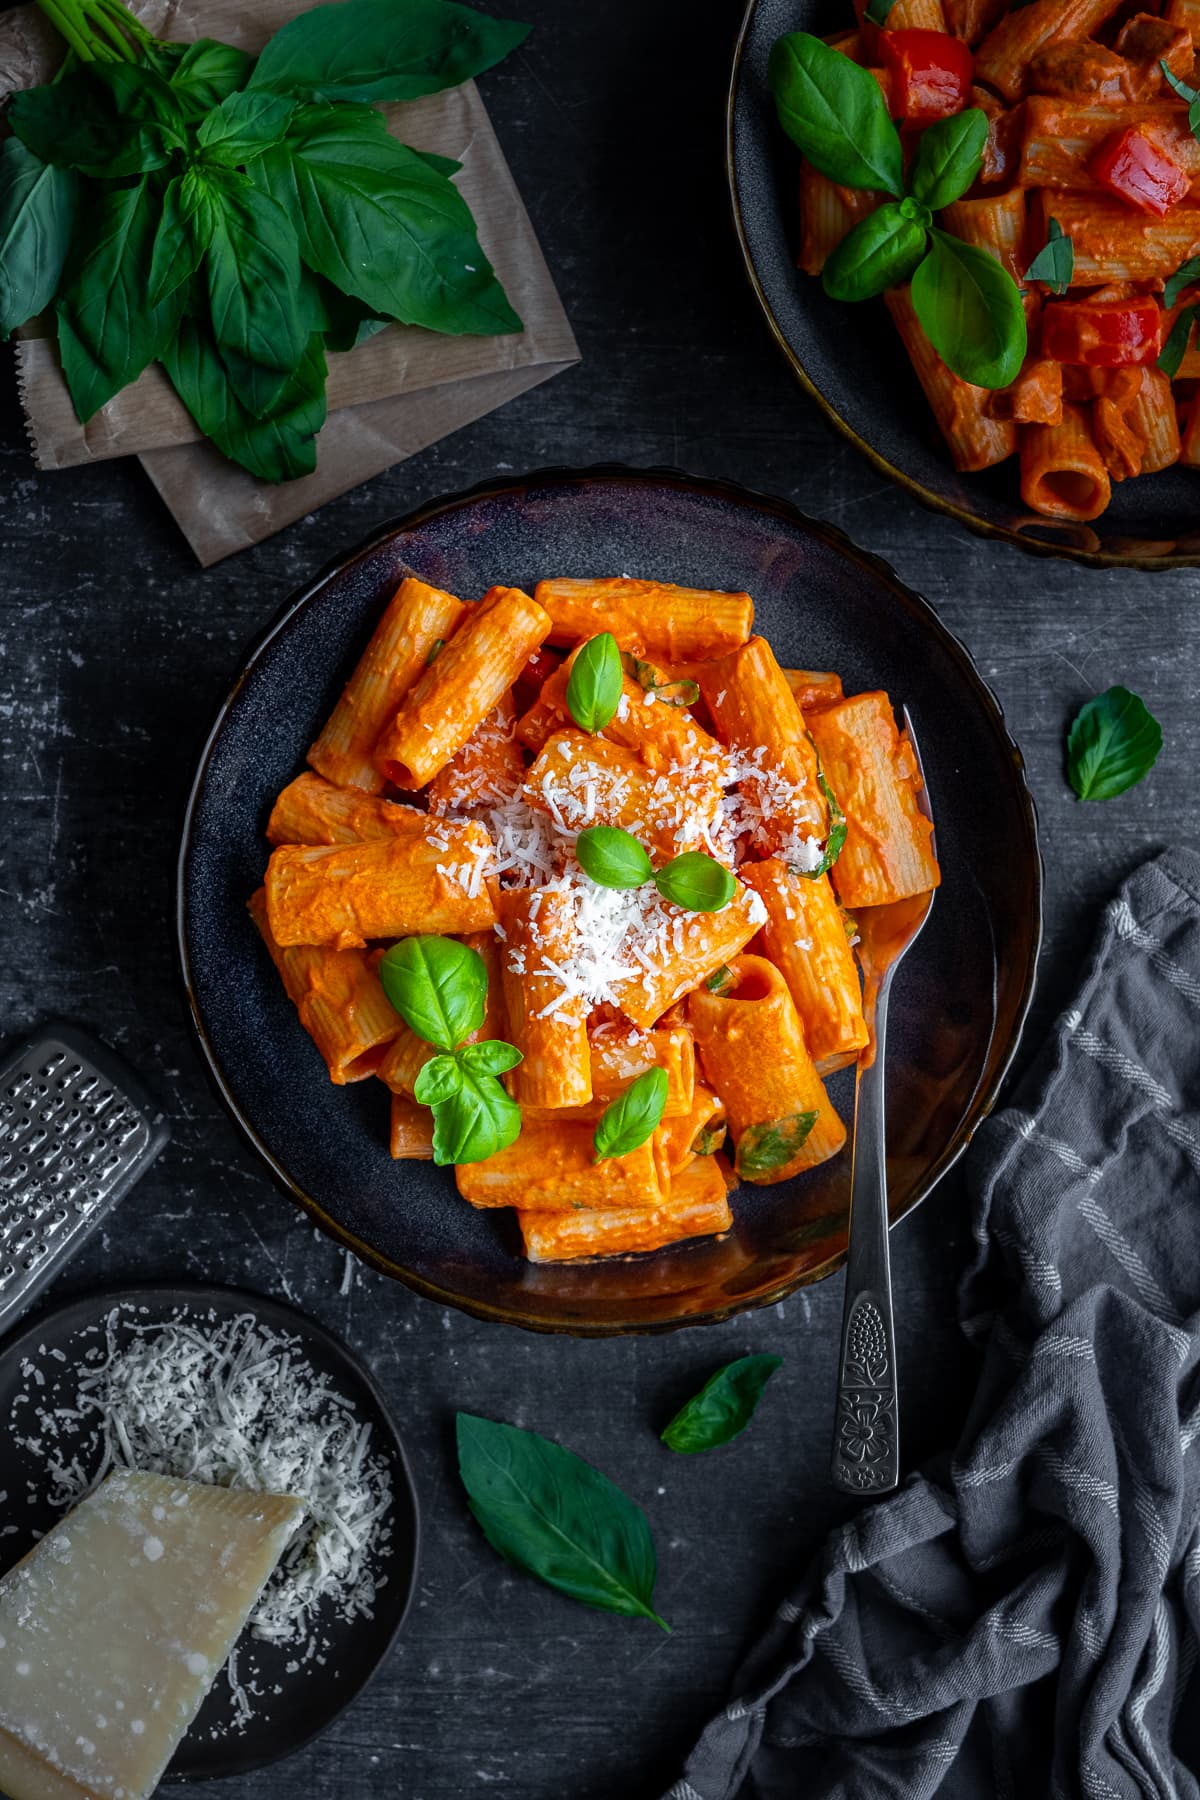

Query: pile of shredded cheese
[19,1309,394,1664]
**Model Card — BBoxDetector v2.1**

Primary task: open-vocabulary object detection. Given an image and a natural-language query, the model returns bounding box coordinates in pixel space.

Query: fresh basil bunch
[767,33,1026,390]
[379,935,523,1165]
[0,0,528,480]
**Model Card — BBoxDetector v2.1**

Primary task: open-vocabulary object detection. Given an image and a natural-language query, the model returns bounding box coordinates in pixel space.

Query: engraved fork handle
[831,972,900,1495]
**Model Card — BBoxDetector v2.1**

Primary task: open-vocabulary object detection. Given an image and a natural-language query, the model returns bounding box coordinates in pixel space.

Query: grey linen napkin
[667,847,1200,1800]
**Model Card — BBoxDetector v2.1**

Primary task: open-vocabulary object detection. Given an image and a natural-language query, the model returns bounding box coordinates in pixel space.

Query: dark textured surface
[181,469,1039,1331]
[0,0,1197,1793]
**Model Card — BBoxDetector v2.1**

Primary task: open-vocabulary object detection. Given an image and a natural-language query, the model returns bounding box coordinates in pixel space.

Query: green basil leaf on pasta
[907,108,989,213]
[0,141,77,342]
[459,1039,523,1078]
[911,229,1027,390]
[821,202,928,304]
[1158,305,1198,379]
[654,853,736,913]
[431,1065,521,1164]
[1066,686,1163,802]
[767,32,903,198]
[795,734,847,880]
[704,964,734,994]
[575,825,653,890]
[622,653,700,708]
[379,936,488,1051]
[736,1111,818,1179]
[456,1413,669,1628]
[1161,60,1200,139]
[1165,256,1200,309]
[661,1355,784,1454]
[863,0,897,21]
[566,632,623,732]
[690,1122,726,1156]
[593,1068,669,1162]
[250,0,530,104]
[413,1053,464,1106]
[1023,217,1074,297]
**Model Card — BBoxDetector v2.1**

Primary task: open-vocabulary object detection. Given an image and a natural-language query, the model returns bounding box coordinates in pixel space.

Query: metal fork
[830,708,937,1496]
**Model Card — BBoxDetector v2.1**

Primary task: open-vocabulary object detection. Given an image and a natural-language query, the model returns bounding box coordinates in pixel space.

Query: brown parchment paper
[1,0,579,563]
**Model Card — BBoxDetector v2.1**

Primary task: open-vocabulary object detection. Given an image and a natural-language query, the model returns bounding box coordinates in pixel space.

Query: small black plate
[0,1282,420,1782]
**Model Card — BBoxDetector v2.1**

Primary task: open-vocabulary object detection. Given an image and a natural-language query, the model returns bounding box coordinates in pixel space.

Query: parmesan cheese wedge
[0,1470,304,1800]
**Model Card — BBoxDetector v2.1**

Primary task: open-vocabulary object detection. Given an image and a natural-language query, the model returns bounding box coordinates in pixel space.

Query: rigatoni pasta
[254,566,940,1264]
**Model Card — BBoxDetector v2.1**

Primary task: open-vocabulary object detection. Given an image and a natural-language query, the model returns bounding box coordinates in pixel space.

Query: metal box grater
[0,1022,170,1335]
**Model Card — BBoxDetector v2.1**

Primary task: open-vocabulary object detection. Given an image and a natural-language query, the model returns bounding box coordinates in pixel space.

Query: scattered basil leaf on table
[1023,217,1074,296]
[661,1355,784,1454]
[456,1413,669,1629]
[907,108,988,213]
[1159,306,1198,379]
[767,32,904,198]
[654,853,736,913]
[379,935,487,1051]
[911,229,1027,390]
[593,1068,669,1162]
[1164,256,1200,309]
[822,202,929,304]
[1066,687,1163,802]
[430,1062,522,1165]
[0,141,77,342]
[566,632,624,733]
[1161,62,1200,140]
[249,0,530,105]
[575,825,654,890]
[736,1112,819,1179]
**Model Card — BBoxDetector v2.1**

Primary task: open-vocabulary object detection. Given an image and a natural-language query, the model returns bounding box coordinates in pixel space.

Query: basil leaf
[7,68,177,177]
[864,0,896,19]
[593,1068,669,1162]
[162,316,327,481]
[565,632,623,732]
[456,1413,668,1629]
[661,1355,784,1454]
[736,1111,819,1178]
[1165,256,1200,309]
[822,202,929,304]
[379,935,488,1051]
[910,229,1027,390]
[0,141,77,341]
[1023,217,1074,297]
[654,853,736,913]
[1066,686,1163,802]
[431,1064,522,1164]
[705,964,734,993]
[907,108,989,213]
[148,170,215,307]
[796,734,847,880]
[254,105,520,335]
[169,39,255,118]
[690,1122,726,1155]
[425,635,446,665]
[203,171,307,417]
[196,90,296,165]
[459,1039,523,1077]
[1158,305,1197,379]
[412,1053,463,1105]
[575,825,653,890]
[1161,61,1200,139]
[767,32,903,198]
[56,179,186,423]
[250,0,530,104]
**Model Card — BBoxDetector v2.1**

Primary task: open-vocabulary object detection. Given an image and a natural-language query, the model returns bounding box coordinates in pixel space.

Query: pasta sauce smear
[253,574,939,1263]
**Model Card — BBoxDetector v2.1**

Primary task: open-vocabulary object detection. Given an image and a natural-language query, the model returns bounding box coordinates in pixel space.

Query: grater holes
[40,1052,66,1076]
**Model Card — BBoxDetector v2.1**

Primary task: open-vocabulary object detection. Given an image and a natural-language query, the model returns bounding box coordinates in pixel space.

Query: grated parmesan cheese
[18,1310,394,1668]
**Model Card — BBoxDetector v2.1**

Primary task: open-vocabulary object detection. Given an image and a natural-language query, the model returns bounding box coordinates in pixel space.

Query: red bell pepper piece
[1041,297,1163,367]
[879,29,973,124]
[1088,126,1191,218]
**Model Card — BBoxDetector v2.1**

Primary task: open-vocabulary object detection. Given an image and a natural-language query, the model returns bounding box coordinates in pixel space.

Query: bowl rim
[176,461,1045,1336]
[725,0,1200,574]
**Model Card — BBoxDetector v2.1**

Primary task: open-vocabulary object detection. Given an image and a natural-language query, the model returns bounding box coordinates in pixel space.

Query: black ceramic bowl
[728,0,1200,569]
[178,466,1042,1335]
